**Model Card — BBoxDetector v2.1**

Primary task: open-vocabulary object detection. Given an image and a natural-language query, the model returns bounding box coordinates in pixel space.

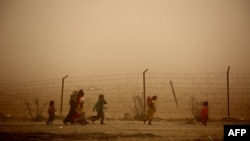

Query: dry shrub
[24,98,47,121]
[132,95,144,120]
[190,97,201,121]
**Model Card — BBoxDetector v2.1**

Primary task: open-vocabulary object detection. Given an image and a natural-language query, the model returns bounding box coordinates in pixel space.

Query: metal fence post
[60,75,68,115]
[143,69,148,116]
[227,66,230,116]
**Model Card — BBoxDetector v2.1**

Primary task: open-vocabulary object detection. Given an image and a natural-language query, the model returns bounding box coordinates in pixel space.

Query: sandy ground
[0,118,237,141]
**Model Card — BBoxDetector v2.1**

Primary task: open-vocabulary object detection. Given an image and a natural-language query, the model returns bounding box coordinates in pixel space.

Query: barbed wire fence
[0,71,249,120]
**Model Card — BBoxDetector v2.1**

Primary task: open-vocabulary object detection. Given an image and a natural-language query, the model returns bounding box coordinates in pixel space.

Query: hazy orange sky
[0,0,250,82]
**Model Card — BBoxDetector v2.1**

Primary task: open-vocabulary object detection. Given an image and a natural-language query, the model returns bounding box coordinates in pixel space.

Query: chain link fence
[0,72,249,120]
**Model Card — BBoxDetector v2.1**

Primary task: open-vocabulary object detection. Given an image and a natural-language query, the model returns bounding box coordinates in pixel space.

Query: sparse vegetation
[24,100,33,119]
[24,98,47,121]
[132,95,144,120]
[190,96,201,121]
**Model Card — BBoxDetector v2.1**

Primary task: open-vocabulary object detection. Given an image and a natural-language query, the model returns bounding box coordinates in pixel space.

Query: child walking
[200,101,208,126]
[47,100,56,125]
[90,94,107,124]
[144,95,157,125]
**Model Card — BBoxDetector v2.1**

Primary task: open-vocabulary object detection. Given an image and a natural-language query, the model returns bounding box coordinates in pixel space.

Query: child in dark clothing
[47,100,56,125]
[89,94,107,124]
[200,101,208,126]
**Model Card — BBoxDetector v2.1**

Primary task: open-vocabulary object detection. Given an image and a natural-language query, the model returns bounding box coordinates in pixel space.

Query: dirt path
[0,119,234,141]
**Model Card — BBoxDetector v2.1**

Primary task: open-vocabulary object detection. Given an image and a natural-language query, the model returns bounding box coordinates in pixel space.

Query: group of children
[62,90,86,125]
[47,91,209,126]
[47,90,107,125]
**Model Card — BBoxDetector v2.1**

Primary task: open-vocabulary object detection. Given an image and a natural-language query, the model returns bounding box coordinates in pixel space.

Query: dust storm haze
[0,0,250,82]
